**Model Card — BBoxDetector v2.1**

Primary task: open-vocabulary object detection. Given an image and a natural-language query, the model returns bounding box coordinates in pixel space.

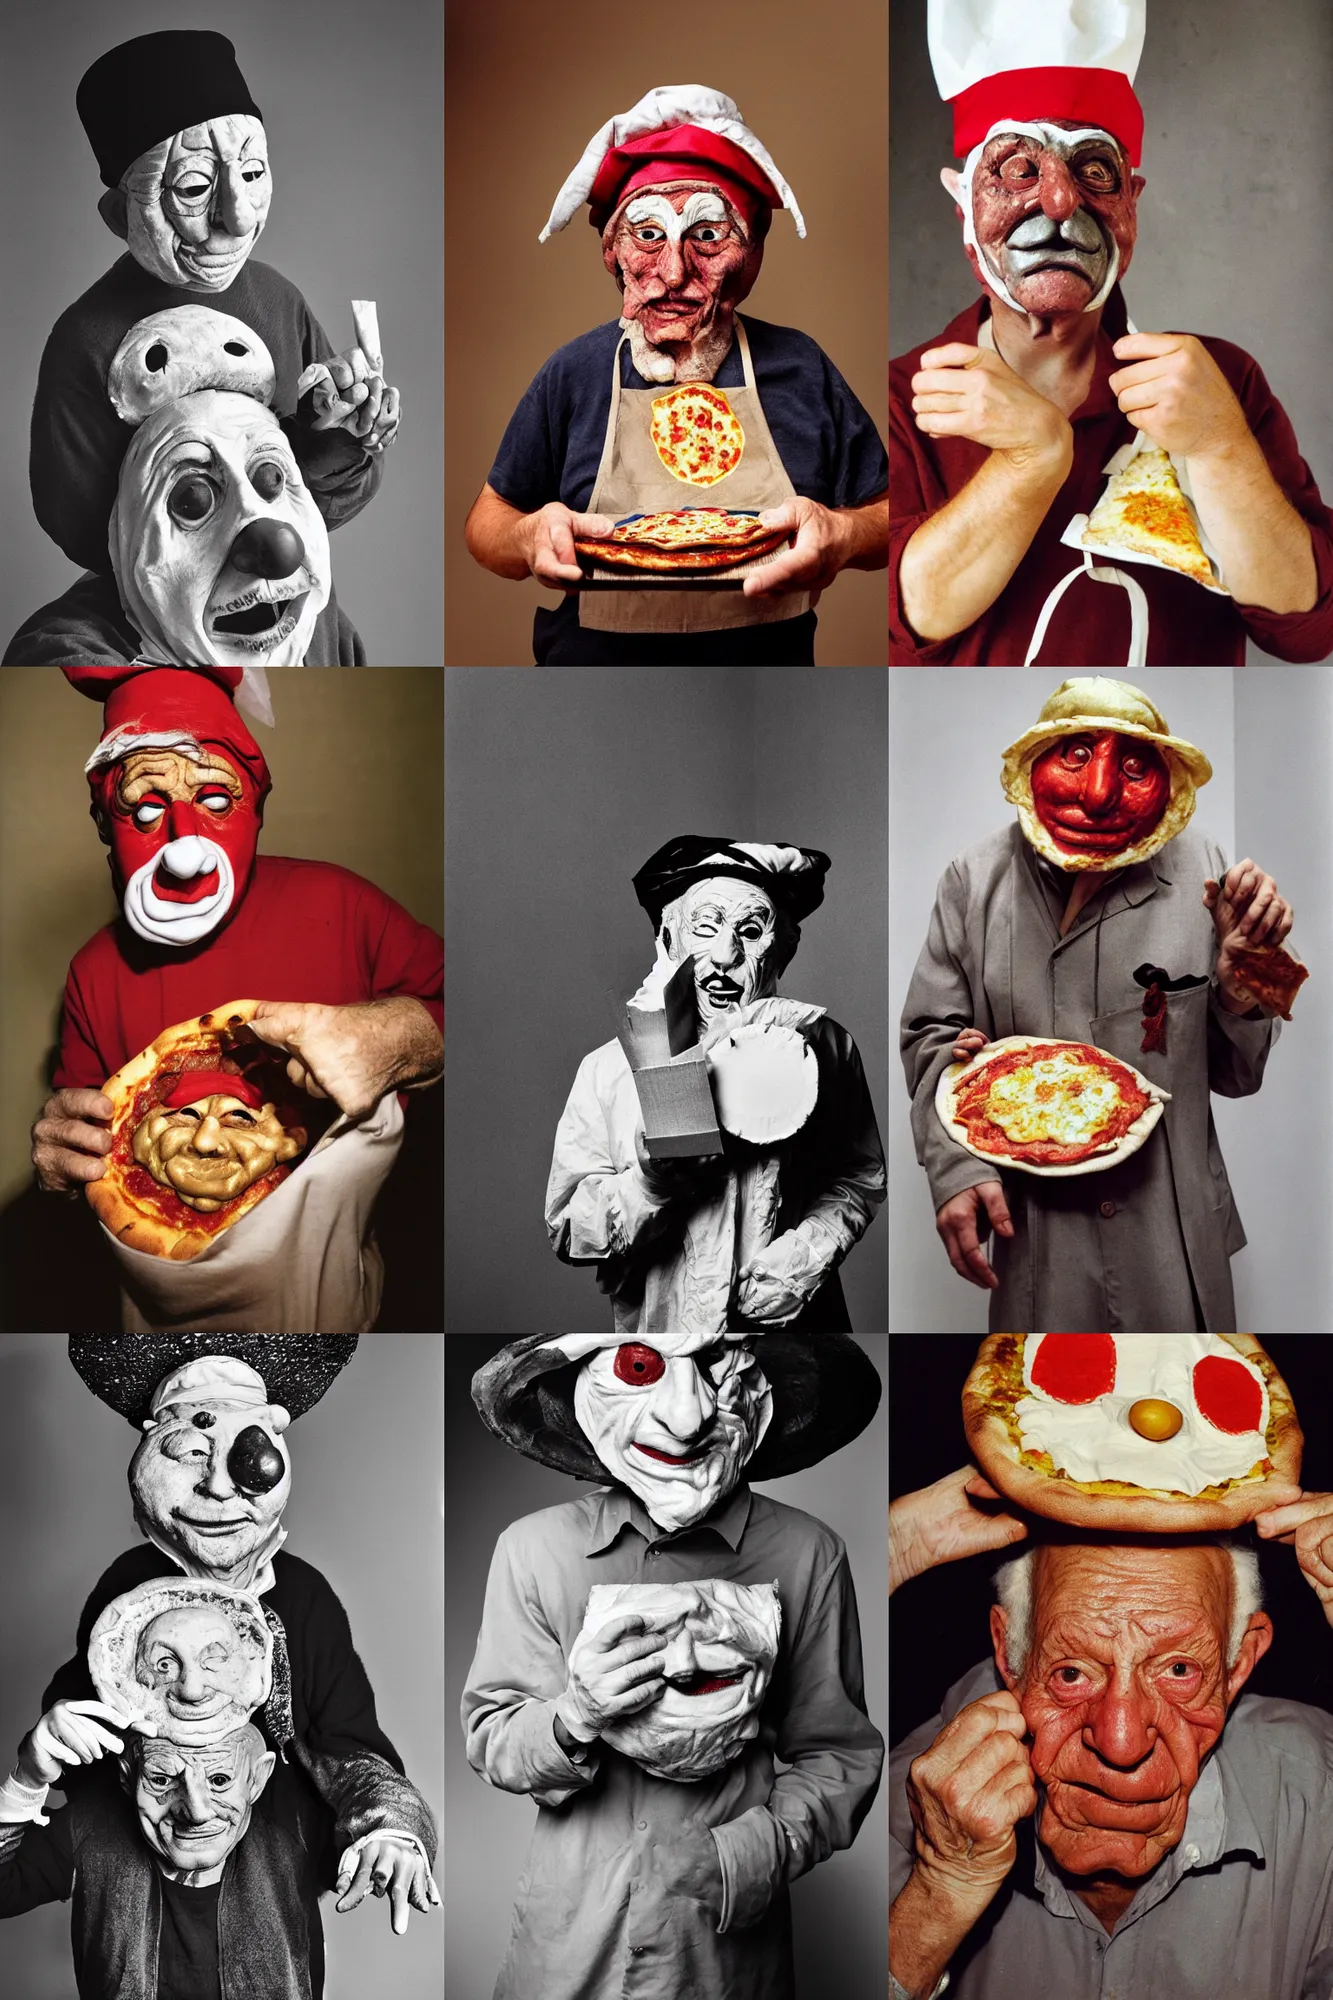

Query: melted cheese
[986,1056,1119,1146]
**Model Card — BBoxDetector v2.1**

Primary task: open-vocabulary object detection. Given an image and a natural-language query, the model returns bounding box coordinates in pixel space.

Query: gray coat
[900,823,1280,1332]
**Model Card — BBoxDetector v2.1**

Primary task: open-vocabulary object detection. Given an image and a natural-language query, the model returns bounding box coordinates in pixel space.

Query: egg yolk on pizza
[650,385,745,487]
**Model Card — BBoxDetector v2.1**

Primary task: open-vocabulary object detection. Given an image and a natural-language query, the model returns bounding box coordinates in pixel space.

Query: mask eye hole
[169,474,217,525]
[613,1343,665,1385]
[250,461,285,502]
[223,341,249,357]
[145,343,169,373]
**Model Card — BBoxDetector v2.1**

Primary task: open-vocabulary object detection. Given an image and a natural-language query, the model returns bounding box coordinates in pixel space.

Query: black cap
[77,32,263,189]
[68,1335,358,1427]
[632,836,831,928]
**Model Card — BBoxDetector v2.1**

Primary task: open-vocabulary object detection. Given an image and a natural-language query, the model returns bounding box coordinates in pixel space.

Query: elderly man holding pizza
[890,0,1333,665]
[900,677,1304,1334]
[465,85,888,665]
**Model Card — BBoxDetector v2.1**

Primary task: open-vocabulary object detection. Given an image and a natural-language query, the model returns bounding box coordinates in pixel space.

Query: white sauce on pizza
[1016,1334,1269,1494]
[986,1056,1120,1147]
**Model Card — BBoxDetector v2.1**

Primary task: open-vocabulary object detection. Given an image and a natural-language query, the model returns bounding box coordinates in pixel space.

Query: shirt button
[638,1820,648,1830]
[631,1946,647,1956]
[1099,1199,1116,1218]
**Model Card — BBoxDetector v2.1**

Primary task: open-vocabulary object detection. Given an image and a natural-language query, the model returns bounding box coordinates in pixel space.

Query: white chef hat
[927,0,1147,164]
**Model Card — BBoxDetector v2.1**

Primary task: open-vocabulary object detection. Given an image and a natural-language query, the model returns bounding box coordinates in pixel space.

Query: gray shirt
[890,1659,1333,2000]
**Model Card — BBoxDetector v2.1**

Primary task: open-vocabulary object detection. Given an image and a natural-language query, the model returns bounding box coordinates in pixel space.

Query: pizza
[87,1000,311,1261]
[1228,942,1309,1021]
[649,384,745,486]
[1081,446,1221,590]
[936,1035,1169,1177]
[574,508,791,574]
[962,1332,1304,1531]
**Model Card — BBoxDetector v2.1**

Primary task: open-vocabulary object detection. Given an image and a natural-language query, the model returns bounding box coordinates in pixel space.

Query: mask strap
[1025,553,1149,670]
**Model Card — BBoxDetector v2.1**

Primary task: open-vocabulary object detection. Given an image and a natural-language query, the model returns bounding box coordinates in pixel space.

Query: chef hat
[62,666,272,809]
[540,85,806,243]
[928,0,1147,165]
[77,30,262,189]
[632,836,831,926]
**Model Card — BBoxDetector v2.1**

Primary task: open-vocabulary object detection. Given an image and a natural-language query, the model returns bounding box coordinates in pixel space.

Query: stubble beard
[622,310,737,386]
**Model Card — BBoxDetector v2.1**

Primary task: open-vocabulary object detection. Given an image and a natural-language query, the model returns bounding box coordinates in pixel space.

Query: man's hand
[1108,333,1249,460]
[633,1124,727,1201]
[520,502,617,587]
[296,302,400,452]
[31,1088,113,1192]
[16,1699,131,1789]
[953,1028,991,1063]
[910,344,1073,471]
[335,1836,440,1936]
[1256,1492,1333,1627]
[936,1181,1013,1291]
[244,998,442,1118]
[555,1610,667,1742]
[890,1466,1028,1595]
[742,494,887,600]
[1203,859,1294,1013]
[734,1228,823,1324]
[907,1691,1037,1896]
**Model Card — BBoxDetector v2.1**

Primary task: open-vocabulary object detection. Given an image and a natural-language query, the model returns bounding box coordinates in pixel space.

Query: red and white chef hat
[62,666,271,811]
[539,85,806,244]
[928,0,1147,166]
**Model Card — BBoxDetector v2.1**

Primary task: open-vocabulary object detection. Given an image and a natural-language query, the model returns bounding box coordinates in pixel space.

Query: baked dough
[1081,447,1218,589]
[649,384,745,486]
[1228,942,1310,1021]
[936,1035,1169,1178]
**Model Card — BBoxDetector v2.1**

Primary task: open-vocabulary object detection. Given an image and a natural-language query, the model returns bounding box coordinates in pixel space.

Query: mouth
[1055,1777,1179,1820]
[664,1669,748,1697]
[169,1823,230,1841]
[699,979,744,1005]
[173,1514,253,1535]
[166,1694,228,1715]
[633,1443,709,1466]
[208,586,308,650]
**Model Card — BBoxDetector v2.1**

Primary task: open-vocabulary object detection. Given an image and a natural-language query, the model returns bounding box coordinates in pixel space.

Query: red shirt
[55,854,444,1090]
[889,288,1333,664]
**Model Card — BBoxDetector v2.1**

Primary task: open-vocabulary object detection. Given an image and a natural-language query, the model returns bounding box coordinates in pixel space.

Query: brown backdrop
[445,0,888,666]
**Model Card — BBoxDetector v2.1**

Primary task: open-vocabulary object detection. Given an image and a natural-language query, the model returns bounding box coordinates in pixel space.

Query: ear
[990,1603,1021,1692]
[98,187,130,240]
[116,1752,135,1797]
[1225,1611,1274,1702]
[248,1749,277,1802]
[940,166,965,215]
[1131,173,1147,201]
[658,924,674,958]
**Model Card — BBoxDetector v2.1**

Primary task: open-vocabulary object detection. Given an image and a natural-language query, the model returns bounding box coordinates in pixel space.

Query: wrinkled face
[997,1545,1268,1881]
[662,877,785,1020]
[131,1400,291,1583]
[122,116,271,291]
[1030,732,1170,859]
[131,1607,268,1743]
[131,1726,273,1883]
[132,1093,302,1212]
[573,1333,773,1532]
[110,391,330,671]
[581,1579,781,1780]
[605,185,760,351]
[959,121,1143,317]
[103,743,259,947]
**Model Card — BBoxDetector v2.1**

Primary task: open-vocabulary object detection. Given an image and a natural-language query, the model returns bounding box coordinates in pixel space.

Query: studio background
[445,0,888,666]
[0,0,443,665]
[889,1334,1333,1744]
[445,1333,888,1999]
[0,667,444,1332]
[889,0,1333,665]
[0,1331,445,2000]
[888,668,1333,1334]
[445,665,888,1333]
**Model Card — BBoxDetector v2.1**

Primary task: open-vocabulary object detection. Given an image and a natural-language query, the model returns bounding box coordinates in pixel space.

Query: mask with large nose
[659,876,789,1024]
[1029,729,1170,862]
[107,114,272,292]
[110,388,330,667]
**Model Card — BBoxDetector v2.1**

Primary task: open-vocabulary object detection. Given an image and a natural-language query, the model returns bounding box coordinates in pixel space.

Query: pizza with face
[649,384,745,487]
[87,1000,311,1261]
[936,1035,1169,1176]
[962,1333,1304,1531]
[574,509,791,574]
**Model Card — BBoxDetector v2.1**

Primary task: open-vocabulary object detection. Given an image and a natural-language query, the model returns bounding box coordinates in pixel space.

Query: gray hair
[994,1539,1263,1678]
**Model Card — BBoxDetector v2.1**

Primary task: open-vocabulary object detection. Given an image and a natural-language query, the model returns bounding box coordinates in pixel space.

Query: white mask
[122,116,271,292]
[661,877,785,1023]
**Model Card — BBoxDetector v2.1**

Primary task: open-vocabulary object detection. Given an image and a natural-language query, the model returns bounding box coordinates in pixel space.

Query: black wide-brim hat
[69,1335,358,1427]
[632,837,831,928]
[472,1331,881,1482]
[77,31,263,189]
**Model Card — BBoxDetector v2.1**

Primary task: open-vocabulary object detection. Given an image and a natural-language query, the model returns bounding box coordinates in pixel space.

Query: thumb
[758,500,798,528]
[571,512,617,537]
[978,1182,1014,1237]
[245,1002,303,1046]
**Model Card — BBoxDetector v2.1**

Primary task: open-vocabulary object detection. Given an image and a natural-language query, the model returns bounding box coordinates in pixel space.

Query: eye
[1122,755,1148,777]
[689,224,724,242]
[169,475,218,525]
[999,155,1039,184]
[241,163,266,183]
[1054,1665,1087,1687]
[198,789,233,812]
[1064,742,1092,766]
[134,801,165,827]
[613,1343,665,1385]
[633,226,667,243]
[209,1771,232,1788]
[223,1109,256,1126]
[250,460,285,501]
[1165,1659,1202,1683]
[173,176,214,201]
[1077,158,1119,192]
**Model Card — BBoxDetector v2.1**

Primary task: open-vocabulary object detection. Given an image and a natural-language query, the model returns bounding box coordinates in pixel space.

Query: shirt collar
[583,1481,753,1556]
[967,283,1129,424]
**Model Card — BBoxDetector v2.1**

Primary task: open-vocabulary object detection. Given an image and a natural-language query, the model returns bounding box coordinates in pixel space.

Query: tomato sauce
[955,1042,1151,1166]
[1030,1332,1118,1404]
[1193,1354,1264,1435]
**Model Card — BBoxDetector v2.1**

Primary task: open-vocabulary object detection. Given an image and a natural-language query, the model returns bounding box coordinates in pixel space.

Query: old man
[547,835,885,1332]
[900,677,1294,1331]
[890,0,1333,664]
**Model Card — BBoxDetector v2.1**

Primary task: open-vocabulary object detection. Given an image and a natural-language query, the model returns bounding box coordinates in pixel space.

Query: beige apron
[580,318,810,634]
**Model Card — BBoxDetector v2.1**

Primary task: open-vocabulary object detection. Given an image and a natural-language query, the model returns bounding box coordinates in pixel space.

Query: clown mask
[126,1725,275,1885]
[133,1079,304,1212]
[660,877,789,1024]
[571,1333,773,1533]
[1028,730,1170,865]
[113,115,271,292]
[605,184,761,385]
[101,741,262,948]
[580,1580,780,1780]
[129,1603,270,1745]
[110,390,330,669]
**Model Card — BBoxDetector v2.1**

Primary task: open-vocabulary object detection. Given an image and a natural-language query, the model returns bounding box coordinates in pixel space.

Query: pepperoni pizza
[649,384,745,486]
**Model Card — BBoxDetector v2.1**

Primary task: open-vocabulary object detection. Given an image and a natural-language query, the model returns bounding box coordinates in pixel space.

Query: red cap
[588,124,780,233]
[69,668,271,808]
[161,1070,265,1111]
[950,66,1144,165]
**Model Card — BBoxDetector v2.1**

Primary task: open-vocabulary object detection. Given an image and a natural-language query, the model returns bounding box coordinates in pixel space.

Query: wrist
[1000,427,1072,485]
[554,1692,599,1745]
[14,1751,49,1791]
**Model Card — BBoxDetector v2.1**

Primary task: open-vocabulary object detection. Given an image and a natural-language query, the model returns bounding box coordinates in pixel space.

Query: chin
[1040,1801,1184,1877]
[1007,269,1102,316]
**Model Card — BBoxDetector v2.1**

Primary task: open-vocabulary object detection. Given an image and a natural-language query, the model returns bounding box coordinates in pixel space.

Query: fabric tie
[1133,962,1208,1054]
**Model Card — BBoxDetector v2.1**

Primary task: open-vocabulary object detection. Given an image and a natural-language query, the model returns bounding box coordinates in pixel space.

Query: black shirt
[158,1876,222,2000]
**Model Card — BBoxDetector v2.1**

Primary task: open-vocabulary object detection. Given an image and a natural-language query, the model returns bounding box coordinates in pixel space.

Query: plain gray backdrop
[0,0,442,665]
[0,1332,444,1999]
[445,666,888,1334]
[889,0,1333,665]
[445,1333,888,2000]
[888,668,1333,1333]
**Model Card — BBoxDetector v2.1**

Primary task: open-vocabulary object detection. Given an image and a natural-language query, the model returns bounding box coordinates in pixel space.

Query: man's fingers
[570,512,617,538]
[47,1149,108,1185]
[388,1860,413,1934]
[587,1610,647,1647]
[1225,859,1259,902]
[57,1089,113,1122]
[1239,883,1274,936]
[1106,356,1180,395]
[911,367,977,396]
[52,1120,113,1156]
[946,1211,998,1290]
[978,1182,1014,1239]
[1256,1493,1333,1535]
[918,342,984,370]
[336,1852,377,1911]
[1112,332,1183,361]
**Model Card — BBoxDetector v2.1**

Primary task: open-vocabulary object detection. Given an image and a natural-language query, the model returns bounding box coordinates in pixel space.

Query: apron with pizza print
[102,1092,404,1334]
[580,318,810,634]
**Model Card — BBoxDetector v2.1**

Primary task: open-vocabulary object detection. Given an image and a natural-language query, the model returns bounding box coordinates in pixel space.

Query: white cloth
[106,1091,405,1333]
[927,0,1145,102]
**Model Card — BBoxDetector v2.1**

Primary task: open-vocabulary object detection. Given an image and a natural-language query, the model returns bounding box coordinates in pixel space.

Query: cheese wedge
[1082,447,1217,589]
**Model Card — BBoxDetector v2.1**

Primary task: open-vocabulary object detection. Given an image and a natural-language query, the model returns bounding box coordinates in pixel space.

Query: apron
[106,1090,404,1334]
[580,318,810,635]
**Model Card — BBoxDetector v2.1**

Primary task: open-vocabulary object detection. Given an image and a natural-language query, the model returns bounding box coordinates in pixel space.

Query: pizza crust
[935,1035,1169,1179]
[87,1000,306,1262]
[962,1332,1304,1531]
[574,510,791,574]
[1081,447,1220,591]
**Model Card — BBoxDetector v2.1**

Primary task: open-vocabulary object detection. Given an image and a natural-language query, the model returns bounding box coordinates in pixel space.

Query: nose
[229,520,305,579]
[657,237,686,288]
[1037,153,1082,222]
[163,800,204,845]
[227,1425,285,1494]
[195,1441,239,1503]
[663,1629,699,1677]
[214,164,257,238]
[648,1358,713,1442]
[706,924,743,970]
[191,1114,225,1156]
[1080,738,1121,815]
[1087,1681,1156,1769]
[178,1766,214,1821]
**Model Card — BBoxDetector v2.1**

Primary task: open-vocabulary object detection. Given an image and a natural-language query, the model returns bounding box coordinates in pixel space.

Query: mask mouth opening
[208,588,308,646]
[665,1668,748,1697]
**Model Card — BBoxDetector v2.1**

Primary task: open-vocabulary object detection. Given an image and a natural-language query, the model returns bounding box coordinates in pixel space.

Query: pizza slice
[574,508,791,574]
[1081,446,1219,589]
[962,1332,1304,1532]
[1227,942,1309,1021]
[87,1000,314,1261]
[936,1035,1169,1176]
